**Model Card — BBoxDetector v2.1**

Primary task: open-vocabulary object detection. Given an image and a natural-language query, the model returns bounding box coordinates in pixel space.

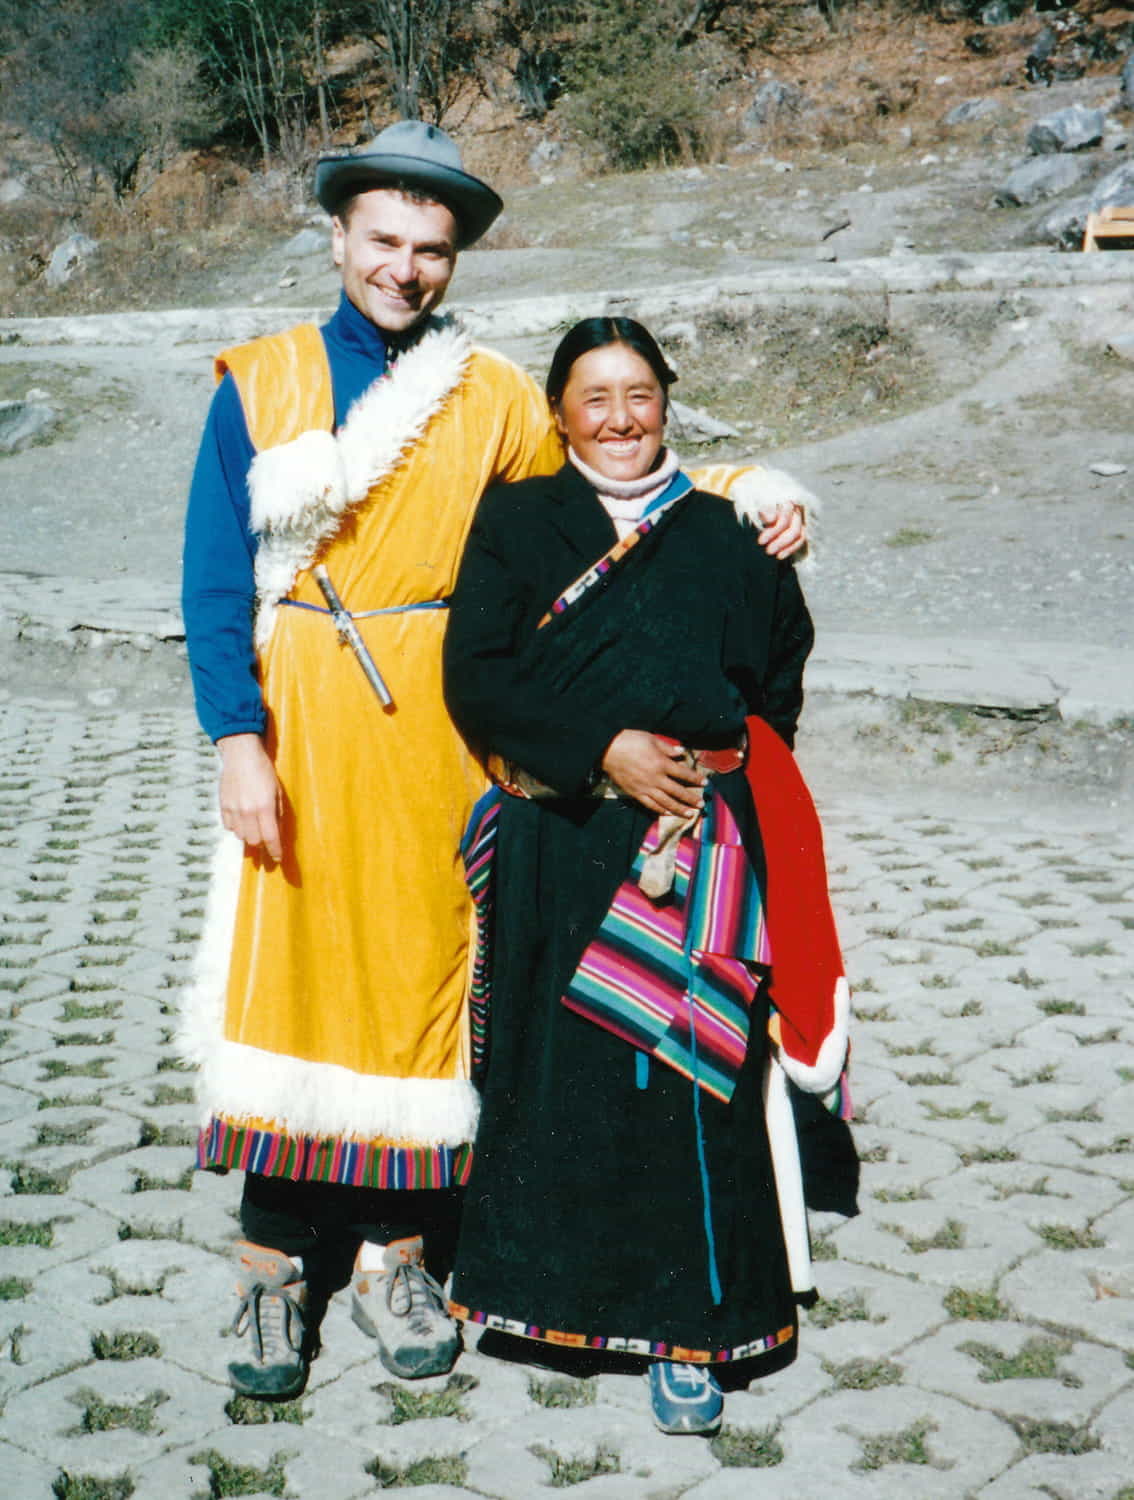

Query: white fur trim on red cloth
[775,975,851,1097]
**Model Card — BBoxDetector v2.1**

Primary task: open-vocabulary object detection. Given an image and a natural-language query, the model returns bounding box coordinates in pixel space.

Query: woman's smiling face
[553,342,666,483]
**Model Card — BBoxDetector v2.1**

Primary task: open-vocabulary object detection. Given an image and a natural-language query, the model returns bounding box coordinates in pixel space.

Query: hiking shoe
[648,1361,724,1435]
[351,1236,460,1379]
[228,1240,309,1400]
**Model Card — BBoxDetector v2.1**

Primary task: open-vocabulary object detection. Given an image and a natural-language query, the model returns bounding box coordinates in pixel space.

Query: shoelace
[664,1362,713,1395]
[232,1282,305,1364]
[384,1261,449,1337]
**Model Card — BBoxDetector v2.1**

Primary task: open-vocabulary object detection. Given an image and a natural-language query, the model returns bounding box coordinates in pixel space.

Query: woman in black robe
[442,317,854,1435]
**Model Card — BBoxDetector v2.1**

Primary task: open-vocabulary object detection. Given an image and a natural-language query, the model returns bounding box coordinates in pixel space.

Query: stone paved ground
[1,694,1131,1500]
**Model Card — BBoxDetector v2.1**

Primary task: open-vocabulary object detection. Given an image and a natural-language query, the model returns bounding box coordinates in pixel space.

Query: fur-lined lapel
[247,314,471,645]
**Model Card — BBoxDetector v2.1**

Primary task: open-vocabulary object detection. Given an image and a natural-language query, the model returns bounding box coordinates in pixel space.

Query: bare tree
[0,0,211,203]
[361,0,480,123]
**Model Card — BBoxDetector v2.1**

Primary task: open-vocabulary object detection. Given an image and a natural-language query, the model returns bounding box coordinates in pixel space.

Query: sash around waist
[279,598,450,620]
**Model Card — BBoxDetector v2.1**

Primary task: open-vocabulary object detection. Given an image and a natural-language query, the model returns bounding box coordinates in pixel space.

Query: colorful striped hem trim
[449,1302,794,1365]
[197,1118,474,1189]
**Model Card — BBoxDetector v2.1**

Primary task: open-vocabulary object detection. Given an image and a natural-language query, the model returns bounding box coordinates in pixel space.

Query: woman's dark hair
[544,316,678,406]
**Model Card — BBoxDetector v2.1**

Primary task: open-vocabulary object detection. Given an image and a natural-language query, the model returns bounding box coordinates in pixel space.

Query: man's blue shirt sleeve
[181,373,266,742]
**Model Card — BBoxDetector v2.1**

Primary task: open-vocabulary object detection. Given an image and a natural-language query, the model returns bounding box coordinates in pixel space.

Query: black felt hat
[314,120,502,249]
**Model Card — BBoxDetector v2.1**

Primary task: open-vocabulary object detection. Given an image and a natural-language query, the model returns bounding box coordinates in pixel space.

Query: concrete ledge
[3,574,1131,726]
[4,249,1133,347]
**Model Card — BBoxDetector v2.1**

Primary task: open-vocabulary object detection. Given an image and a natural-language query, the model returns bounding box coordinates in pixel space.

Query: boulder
[1025,26,1057,86]
[44,233,99,289]
[668,400,738,444]
[281,226,330,257]
[945,98,1000,126]
[744,80,809,131]
[0,400,59,454]
[1027,103,1105,154]
[1033,195,1090,250]
[529,138,563,172]
[0,176,27,205]
[1089,161,1134,211]
[1122,52,1134,109]
[995,154,1086,206]
[980,0,1026,24]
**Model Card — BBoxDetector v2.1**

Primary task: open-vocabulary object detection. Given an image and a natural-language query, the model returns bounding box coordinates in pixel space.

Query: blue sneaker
[648,1360,724,1435]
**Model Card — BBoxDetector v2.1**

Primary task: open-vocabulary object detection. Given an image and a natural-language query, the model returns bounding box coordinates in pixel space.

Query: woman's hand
[600,730,706,817]
[217,733,284,862]
[757,501,807,559]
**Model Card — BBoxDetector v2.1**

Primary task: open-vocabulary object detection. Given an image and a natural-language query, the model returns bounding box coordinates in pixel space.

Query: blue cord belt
[279,598,450,618]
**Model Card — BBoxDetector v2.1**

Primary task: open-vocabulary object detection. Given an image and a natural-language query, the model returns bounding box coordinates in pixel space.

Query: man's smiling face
[332,188,458,335]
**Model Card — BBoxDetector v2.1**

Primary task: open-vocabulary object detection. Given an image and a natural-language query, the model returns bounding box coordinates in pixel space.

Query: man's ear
[331,216,345,267]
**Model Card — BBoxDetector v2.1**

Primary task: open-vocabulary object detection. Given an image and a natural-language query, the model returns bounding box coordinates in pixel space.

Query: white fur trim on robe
[247,315,471,646]
[729,465,820,569]
[198,1039,479,1146]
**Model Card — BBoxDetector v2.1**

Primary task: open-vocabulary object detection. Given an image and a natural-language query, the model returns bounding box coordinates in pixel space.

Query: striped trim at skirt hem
[198,1117,474,1189]
[449,1301,795,1365]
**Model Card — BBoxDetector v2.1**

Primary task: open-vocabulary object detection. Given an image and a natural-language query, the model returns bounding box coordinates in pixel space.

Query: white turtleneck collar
[567,446,682,539]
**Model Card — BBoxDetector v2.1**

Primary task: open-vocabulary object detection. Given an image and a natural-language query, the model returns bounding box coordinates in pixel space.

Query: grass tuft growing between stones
[8,1161,72,1194]
[1,1275,32,1300]
[365,1454,469,1488]
[376,1372,477,1424]
[808,1290,875,1328]
[1008,1416,1100,1455]
[60,999,122,1021]
[40,1056,112,1080]
[91,1330,162,1360]
[137,1121,197,1148]
[959,1335,1080,1386]
[1011,1062,1059,1087]
[118,1218,184,1242]
[1007,968,1044,990]
[1045,1104,1102,1123]
[530,1443,621,1487]
[94,1266,176,1302]
[959,1145,1018,1166]
[131,1166,194,1193]
[823,1357,903,1390]
[38,1092,104,1110]
[943,1286,1010,1320]
[36,1119,98,1146]
[884,1218,965,1254]
[528,1374,596,1409]
[190,1449,291,1498]
[68,1387,168,1434]
[1037,997,1084,1016]
[1083,1134,1134,1158]
[147,1083,195,1107]
[851,1417,951,1473]
[874,1184,931,1202]
[990,1175,1067,1201]
[0,1217,55,1247]
[711,1424,784,1467]
[52,1473,135,1500]
[225,1394,306,1425]
[1034,1222,1104,1251]
[921,1099,1003,1123]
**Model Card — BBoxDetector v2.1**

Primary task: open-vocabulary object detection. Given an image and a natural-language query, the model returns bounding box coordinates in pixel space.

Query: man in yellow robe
[180,121,810,1400]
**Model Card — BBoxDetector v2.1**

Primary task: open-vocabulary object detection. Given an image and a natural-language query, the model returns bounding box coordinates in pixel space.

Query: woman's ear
[552,401,569,440]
